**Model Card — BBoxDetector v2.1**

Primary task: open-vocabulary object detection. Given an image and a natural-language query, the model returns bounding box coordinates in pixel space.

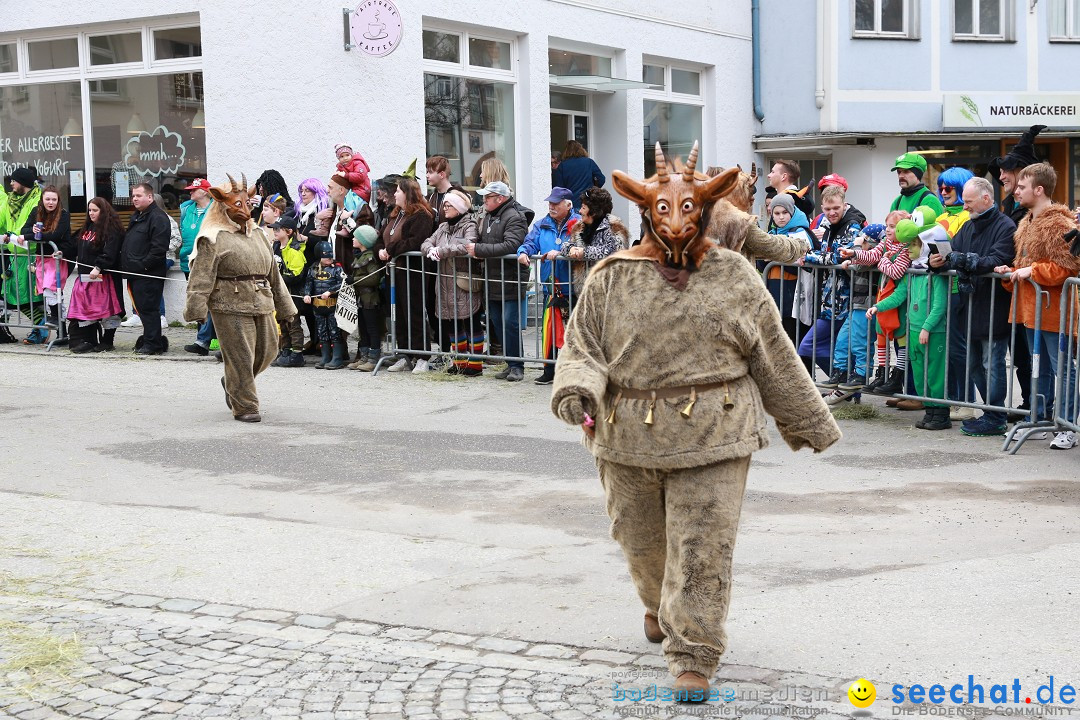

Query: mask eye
[235,200,242,206]
[656,201,669,213]
[682,200,694,212]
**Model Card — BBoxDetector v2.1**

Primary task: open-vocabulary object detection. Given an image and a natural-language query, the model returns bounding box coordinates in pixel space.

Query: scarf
[297,199,319,226]
[581,218,600,246]
[5,187,33,218]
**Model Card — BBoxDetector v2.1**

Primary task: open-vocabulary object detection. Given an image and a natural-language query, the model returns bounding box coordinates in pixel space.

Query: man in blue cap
[518,187,580,384]
[889,152,945,215]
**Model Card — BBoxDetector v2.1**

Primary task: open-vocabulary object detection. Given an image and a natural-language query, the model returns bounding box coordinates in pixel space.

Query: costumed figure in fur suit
[550,142,842,701]
[184,174,298,422]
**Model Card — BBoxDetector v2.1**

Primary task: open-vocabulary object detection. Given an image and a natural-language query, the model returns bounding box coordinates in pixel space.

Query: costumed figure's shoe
[674,672,710,703]
[234,413,261,423]
[221,377,232,410]
[644,613,665,643]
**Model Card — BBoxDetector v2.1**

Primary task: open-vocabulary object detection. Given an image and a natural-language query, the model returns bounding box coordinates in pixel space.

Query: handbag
[454,260,484,292]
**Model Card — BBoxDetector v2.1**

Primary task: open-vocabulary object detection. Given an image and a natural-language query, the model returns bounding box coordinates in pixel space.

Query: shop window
[1070,140,1079,207]
[1049,0,1080,40]
[671,68,700,96]
[643,101,702,177]
[90,73,206,211]
[153,26,201,61]
[549,49,612,77]
[89,33,143,66]
[905,141,1000,199]
[469,38,511,71]
[642,64,664,88]
[424,72,515,190]
[953,0,1015,41]
[550,91,587,112]
[853,0,920,38]
[423,30,460,64]
[0,44,16,74]
[0,82,85,212]
[27,38,79,72]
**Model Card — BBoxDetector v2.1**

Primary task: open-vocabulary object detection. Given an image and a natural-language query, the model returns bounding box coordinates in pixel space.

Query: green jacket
[1,185,44,306]
[890,185,946,216]
[877,272,948,336]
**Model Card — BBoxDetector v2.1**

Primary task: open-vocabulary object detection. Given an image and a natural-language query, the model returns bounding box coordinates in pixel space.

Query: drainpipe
[815,0,825,109]
[751,0,764,121]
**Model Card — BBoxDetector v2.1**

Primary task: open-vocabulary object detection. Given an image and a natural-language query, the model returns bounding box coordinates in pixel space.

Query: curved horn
[225,173,237,190]
[240,173,248,192]
[683,141,699,181]
[655,142,669,184]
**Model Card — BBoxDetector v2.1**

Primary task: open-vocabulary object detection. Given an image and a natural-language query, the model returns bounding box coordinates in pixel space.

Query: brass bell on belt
[644,391,656,426]
[681,387,697,419]
[607,391,622,425]
[723,383,734,411]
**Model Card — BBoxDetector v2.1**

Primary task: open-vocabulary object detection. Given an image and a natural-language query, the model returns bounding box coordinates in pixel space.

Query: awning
[549,74,661,93]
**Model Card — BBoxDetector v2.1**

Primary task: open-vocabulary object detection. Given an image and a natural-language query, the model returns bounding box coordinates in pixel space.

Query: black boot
[872,368,904,396]
[864,366,887,393]
[97,328,116,351]
[316,342,331,369]
[917,406,952,431]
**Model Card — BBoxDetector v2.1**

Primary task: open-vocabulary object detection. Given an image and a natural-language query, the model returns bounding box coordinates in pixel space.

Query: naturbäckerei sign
[944,93,1080,129]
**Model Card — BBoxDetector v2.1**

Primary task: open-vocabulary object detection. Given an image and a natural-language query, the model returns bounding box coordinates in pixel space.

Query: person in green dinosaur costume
[1,167,45,339]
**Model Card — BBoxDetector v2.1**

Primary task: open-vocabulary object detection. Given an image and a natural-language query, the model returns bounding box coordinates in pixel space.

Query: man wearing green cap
[889,153,946,215]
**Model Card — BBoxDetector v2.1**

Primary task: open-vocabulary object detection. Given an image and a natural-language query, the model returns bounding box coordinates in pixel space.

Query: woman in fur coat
[560,186,630,298]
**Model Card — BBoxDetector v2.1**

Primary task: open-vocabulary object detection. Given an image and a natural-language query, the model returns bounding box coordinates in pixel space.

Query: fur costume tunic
[1006,204,1080,333]
[552,246,841,468]
[707,199,809,266]
[185,211,297,416]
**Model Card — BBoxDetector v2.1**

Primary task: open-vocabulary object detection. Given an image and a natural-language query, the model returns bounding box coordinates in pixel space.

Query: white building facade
[756,0,1080,222]
[1,0,755,237]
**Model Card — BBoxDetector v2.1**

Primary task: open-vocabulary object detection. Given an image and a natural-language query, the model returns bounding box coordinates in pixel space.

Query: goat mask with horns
[207,173,257,227]
[612,141,741,269]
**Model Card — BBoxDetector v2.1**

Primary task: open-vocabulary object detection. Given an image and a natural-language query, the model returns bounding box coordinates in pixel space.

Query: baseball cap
[817,173,848,191]
[477,181,512,197]
[891,153,927,173]
[270,215,298,230]
[543,187,573,203]
[185,178,211,191]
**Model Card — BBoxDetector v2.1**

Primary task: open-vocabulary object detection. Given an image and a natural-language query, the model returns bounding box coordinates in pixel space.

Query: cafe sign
[347,0,403,57]
[943,93,1080,130]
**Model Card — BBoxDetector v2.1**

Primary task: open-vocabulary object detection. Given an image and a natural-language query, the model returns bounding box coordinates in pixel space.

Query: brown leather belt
[609,381,726,400]
[312,297,337,307]
[606,381,732,425]
[219,274,268,282]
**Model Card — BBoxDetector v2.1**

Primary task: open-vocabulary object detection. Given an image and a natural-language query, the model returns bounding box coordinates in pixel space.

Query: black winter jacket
[121,204,171,275]
[20,210,75,261]
[304,262,345,298]
[936,206,1017,337]
[474,197,534,300]
[73,224,123,274]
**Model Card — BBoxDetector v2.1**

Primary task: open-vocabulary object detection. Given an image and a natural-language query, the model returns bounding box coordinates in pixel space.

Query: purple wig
[294,177,330,216]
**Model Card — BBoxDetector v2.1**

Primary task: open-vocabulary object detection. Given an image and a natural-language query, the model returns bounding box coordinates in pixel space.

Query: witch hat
[988,124,1047,183]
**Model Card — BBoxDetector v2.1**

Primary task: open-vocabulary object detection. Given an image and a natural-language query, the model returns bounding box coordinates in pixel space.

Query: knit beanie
[442,189,471,215]
[771,193,796,217]
[334,143,353,156]
[10,166,37,187]
[329,174,351,189]
[352,224,378,249]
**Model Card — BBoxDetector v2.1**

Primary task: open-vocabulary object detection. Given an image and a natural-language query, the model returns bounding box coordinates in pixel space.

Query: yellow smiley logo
[848,678,876,708]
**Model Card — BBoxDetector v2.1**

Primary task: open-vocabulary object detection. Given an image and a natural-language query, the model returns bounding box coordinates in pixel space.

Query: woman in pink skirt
[67,197,124,353]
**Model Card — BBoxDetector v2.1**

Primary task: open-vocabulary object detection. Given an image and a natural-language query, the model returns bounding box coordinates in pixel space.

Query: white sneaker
[412,359,430,374]
[1050,431,1077,450]
[120,315,142,327]
[386,358,411,372]
[160,315,168,329]
[951,406,977,421]
[824,390,849,406]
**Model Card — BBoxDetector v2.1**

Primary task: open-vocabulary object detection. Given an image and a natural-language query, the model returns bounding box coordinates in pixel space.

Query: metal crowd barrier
[373,251,589,376]
[758,259,1080,453]
[0,239,68,350]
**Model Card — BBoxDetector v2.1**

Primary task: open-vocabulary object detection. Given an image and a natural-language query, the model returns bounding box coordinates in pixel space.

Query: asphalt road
[1,343,1077,693]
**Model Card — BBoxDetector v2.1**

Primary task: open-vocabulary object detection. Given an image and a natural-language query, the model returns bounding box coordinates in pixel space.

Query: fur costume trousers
[599,454,750,678]
[214,310,279,417]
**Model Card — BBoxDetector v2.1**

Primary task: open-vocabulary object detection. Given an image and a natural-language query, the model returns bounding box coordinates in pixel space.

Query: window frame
[851,0,921,40]
[952,0,1015,42]
[1049,0,1080,41]
[0,16,203,204]
[640,58,707,172]
[421,23,520,193]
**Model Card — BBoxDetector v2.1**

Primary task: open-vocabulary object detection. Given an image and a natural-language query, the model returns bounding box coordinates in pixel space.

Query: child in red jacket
[334,144,371,202]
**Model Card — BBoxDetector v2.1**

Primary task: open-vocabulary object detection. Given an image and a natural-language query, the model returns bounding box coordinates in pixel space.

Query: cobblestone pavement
[0,583,868,720]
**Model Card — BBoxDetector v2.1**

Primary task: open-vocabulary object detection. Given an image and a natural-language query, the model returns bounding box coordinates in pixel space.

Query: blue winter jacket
[518,211,581,296]
[552,157,606,209]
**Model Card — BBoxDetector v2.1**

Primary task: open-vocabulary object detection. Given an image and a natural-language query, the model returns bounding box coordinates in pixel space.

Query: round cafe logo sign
[350,0,403,57]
